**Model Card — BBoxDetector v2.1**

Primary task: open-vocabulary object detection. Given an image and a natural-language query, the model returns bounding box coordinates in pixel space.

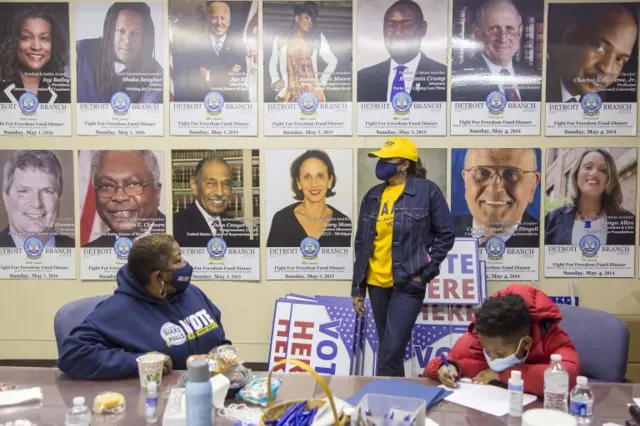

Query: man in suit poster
[450,0,542,136]
[172,150,260,281]
[0,3,72,136]
[451,148,541,281]
[75,2,164,136]
[79,150,167,280]
[545,3,639,137]
[357,0,447,136]
[0,150,75,279]
[169,0,258,136]
[262,1,352,136]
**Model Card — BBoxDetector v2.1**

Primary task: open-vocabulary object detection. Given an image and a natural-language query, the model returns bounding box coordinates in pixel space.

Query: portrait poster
[451,148,541,281]
[263,1,353,136]
[0,150,75,279]
[75,2,164,136]
[169,0,258,136]
[0,3,71,136]
[171,150,260,281]
[265,149,353,280]
[357,0,447,136]
[545,3,639,136]
[544,148,637,278]
[450,0,543,135]
[79,150,167,280]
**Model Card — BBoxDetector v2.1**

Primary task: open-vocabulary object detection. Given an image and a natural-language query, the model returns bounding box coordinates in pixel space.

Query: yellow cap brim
[368,151,393,159]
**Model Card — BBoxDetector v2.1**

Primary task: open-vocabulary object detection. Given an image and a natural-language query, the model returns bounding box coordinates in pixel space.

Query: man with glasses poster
[82,150,166,249]
[451,148,541,281]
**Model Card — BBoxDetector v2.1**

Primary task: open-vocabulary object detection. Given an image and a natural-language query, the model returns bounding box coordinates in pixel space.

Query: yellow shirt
[367,184,405,287]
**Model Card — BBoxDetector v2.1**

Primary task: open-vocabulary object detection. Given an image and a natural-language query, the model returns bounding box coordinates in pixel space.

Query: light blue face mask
[483,338,528,372]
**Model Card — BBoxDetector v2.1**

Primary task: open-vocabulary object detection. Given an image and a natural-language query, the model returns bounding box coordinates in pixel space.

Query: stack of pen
[264,401,318,426]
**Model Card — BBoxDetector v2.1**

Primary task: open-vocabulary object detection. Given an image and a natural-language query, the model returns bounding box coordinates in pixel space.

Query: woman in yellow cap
[352,137,455,377]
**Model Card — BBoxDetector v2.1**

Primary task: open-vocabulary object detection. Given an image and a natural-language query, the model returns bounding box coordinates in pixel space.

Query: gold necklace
[300,206,330,222]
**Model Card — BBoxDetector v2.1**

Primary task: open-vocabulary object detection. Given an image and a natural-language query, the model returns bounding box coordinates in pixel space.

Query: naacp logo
[23,236,44,259]
[485,236,506,260]
[486,90,507,114]
[300,237,320,260]
[298,92,319,114]
[391,91,412,114]
[110,92,131,115]
[204,91,225,114]
[579,234,601,257]
[160,322,187,346]
[581,93,602,115]
[113,237,133,259]
[18,92,38,115]
[207,237,227,260]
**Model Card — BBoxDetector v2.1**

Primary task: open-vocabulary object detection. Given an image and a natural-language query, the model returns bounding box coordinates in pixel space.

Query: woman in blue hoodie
[58,234,231,380]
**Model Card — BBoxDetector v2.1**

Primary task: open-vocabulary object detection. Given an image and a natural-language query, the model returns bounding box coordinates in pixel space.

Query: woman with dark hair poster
[262,1,352,136]
[0,3,71,135]
[544,147,637,278]
[75,2,164,136]
[265,149,353,280]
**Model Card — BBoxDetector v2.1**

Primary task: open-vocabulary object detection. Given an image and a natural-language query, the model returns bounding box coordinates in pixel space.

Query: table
[0,367,637,425]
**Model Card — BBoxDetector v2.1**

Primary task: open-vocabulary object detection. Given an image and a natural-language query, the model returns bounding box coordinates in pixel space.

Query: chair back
[54,295,110,355]
[558,304,629,382]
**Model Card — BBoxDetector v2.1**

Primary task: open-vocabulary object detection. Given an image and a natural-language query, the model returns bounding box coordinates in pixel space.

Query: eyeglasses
[483,26,521,40]
[94,181,154,198]
[464,166,536,185]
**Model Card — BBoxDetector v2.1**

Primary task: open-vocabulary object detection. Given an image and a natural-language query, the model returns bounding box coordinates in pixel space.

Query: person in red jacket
[425,284,580,396]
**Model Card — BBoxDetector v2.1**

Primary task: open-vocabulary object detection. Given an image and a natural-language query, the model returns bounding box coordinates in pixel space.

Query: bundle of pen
[264,401,318,426]
[353,408,418,426]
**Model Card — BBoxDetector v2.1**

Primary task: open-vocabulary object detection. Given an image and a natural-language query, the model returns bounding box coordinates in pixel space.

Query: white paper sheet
[441,383,537,417]
[634,398,640,407]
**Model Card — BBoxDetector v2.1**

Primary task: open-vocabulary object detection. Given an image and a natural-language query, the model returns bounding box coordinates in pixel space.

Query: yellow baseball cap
[368,137,418,162]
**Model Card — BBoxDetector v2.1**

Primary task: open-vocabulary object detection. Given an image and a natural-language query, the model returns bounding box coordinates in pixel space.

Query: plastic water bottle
[570,376,593,424]
[65,396,92,426]
[146,380,159,424]
[544,353,569,412]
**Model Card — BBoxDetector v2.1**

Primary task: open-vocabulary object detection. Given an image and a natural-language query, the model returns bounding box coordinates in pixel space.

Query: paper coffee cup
[136,354,165,388]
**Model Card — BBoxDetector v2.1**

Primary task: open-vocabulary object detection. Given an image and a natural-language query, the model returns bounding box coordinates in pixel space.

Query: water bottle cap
[73,396,85,406]
[551,354,562,362]
[577,376,587,385]
[511,370,522,379]
[188,359,210,383]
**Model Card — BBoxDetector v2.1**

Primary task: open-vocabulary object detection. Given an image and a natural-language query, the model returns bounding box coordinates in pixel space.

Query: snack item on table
[212,345,243,373]
[237,376,282,407]
[93,391,126,414]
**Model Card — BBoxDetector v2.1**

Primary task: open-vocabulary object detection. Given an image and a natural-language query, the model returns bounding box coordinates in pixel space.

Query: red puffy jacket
[424,284,580,396]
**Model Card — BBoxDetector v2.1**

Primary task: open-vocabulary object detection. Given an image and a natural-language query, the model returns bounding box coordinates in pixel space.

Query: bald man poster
[169,0,258,136]
[450,0,543,136]
[357,0,447,136]
[451,148,541,281]
[262,1,353,136]
[546,3,639,136]
[75,2,164,136]
[171,150,260,281]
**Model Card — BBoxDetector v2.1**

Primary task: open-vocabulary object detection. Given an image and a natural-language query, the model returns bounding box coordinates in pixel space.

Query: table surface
[0,367,638,426]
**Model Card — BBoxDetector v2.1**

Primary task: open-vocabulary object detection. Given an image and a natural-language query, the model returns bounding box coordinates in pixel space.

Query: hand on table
[438,364,458,388]
[472,368,499,385]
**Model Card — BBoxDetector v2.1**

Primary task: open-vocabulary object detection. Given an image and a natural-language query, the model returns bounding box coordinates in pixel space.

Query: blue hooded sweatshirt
[57,265,231,380]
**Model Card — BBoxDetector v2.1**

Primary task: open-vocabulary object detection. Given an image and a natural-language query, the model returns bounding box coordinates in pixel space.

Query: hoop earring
[159,281,167,299]
[402,170,407,176]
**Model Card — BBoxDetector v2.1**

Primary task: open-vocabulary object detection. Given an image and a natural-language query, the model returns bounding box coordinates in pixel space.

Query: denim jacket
[352,175,455,297]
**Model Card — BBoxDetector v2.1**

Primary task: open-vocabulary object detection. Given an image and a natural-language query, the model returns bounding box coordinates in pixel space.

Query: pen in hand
[440,354,458,388]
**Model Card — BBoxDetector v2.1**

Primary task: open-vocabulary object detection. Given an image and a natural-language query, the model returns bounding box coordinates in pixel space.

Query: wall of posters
[451,148,541,281]
[75,2,164,136]
[263,1,353,136]
[544,148,637,278]
[0,3,71,136]
[79,150,167,280]
[265,149,353,280]
[169,0,258,136]
[357,0,447,136]
[0,150,75,279]
[450,0,543,135]
[546,3,639,136]
[171,150,260,280]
